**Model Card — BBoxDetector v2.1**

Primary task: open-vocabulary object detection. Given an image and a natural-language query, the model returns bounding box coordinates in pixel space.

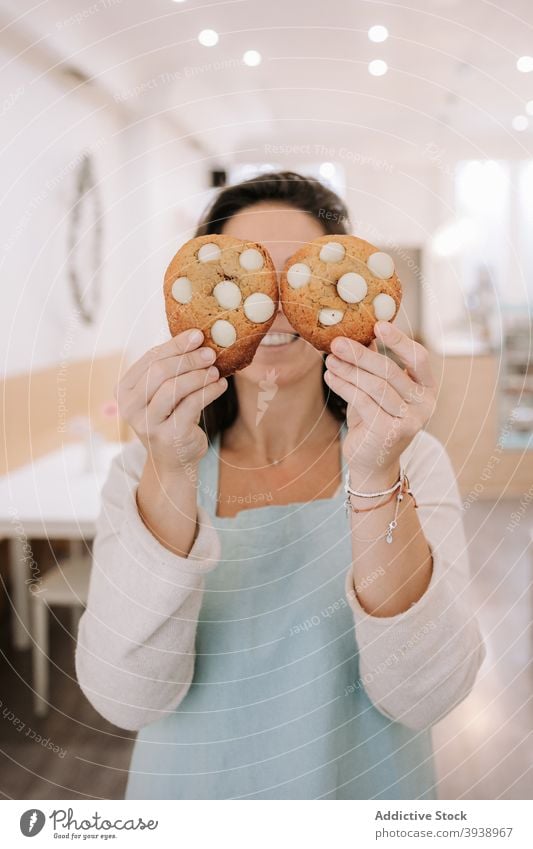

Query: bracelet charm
[344,469,416,544]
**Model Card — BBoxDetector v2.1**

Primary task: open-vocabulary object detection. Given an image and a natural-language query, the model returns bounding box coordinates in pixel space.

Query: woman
[76,171,485,800]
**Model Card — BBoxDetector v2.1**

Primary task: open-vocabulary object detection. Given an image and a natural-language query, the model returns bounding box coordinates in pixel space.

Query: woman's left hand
[324,321,437,483]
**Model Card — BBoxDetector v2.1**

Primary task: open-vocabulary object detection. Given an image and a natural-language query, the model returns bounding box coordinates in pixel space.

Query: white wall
[0,44,208,378]
[111,121,214,364]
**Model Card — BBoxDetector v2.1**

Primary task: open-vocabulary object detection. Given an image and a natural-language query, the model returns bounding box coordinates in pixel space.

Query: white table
[0,440,124,649]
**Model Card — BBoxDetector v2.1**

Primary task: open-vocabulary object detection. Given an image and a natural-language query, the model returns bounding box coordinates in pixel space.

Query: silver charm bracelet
[344,469,415,544]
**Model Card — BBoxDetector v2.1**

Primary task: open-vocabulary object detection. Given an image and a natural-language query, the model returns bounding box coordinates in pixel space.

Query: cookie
[164,234,279,376]
[279,234,402,352]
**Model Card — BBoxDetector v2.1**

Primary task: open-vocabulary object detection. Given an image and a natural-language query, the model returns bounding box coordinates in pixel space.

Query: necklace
[266,444,305,466]
[266,433,338,467]
[233,422,341,468]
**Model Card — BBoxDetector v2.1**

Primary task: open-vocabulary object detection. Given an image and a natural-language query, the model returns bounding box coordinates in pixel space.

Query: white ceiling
[2,0,533,162]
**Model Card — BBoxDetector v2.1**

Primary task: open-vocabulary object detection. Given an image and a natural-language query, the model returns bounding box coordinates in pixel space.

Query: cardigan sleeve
[75,441,220,731]
[344,430,486,731]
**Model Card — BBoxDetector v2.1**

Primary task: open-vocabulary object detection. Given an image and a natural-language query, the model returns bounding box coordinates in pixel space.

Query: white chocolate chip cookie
[280,234,402,352]
[164,234,278,376]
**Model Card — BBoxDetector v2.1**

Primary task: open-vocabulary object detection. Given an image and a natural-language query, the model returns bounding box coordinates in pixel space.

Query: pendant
[385,519,397,544]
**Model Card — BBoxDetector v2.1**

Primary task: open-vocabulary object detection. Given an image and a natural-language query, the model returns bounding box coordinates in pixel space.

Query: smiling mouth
[259,332,300,347]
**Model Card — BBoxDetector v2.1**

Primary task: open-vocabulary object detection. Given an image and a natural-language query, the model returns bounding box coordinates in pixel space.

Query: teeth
[259,332,298,347]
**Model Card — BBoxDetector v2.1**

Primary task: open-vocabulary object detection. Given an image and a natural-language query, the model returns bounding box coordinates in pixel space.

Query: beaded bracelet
[344,471,417,544]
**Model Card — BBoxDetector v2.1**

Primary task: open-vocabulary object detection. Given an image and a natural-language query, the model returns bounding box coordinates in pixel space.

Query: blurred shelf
[504,351,533,366]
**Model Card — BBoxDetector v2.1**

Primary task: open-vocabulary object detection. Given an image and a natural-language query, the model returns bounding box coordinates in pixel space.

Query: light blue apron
[125,424,436,799]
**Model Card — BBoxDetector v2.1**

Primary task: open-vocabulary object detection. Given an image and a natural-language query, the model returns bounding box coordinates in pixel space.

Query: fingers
[325,354,407,417]
[142,366,221,427]
[374,322,435,387]
[324,369,390,431]
[330,335,417,401]
[171,375,228,427]
[119,328,205,392]
[133,345,217,406]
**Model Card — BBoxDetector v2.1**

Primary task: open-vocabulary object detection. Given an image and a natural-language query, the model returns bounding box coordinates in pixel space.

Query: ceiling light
[319,162,336,178]
[368,25,388,43]
[512,115,528,131]
[243,50,261,67]
[198,29,219,47]
[516,56,533,72]
[368,59,388,76]
[526,101,533,116]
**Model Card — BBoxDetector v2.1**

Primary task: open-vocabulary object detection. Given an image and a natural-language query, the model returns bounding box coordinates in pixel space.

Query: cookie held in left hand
[164,234,279,377]
[280,234,402,352]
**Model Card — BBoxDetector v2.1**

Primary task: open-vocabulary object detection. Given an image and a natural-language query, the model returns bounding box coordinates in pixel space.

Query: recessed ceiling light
[368,59,388,76]
[319,162,336,178]
[512,115,528,131]
[243,49,262,67]
[198,29,219,47]
[368,25,388,43]
[516,55,533,72]
[526,101,533,116]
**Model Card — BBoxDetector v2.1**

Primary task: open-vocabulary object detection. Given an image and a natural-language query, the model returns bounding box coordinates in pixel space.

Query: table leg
[9,536,32,651]
[32,594,49,717]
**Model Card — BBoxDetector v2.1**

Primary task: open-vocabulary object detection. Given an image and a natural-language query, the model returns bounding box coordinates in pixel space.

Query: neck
[225,365,339,461]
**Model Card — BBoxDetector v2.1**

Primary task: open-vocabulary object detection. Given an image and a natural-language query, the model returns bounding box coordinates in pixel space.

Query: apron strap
[197,430,221,515]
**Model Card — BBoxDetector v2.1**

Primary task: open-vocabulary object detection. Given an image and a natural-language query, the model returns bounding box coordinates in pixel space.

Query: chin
[239,331,322,386]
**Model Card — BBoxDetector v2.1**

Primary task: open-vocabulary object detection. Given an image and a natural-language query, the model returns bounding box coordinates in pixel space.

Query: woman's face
[222,201,327,387]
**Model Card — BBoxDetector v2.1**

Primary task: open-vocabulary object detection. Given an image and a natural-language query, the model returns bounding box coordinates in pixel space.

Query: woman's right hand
[115,328,227,474]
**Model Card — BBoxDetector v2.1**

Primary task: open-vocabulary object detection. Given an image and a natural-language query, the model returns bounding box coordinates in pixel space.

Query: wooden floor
[0,499,531,800]
[0,606,134,800]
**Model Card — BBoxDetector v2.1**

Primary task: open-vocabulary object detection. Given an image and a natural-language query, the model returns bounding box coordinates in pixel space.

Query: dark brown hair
[195,171,350,438]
